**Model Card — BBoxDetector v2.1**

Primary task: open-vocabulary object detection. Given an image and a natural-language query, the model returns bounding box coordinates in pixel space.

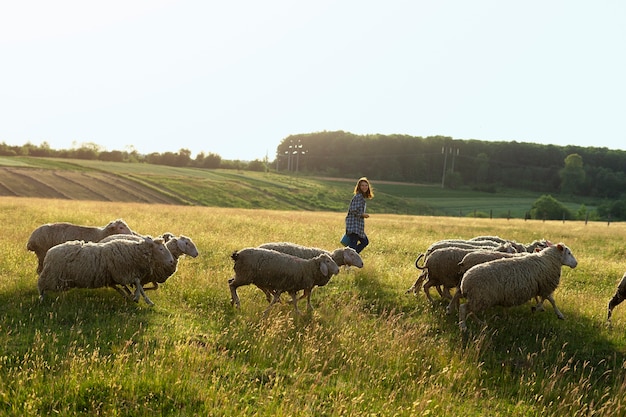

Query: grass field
[1,197,625,416]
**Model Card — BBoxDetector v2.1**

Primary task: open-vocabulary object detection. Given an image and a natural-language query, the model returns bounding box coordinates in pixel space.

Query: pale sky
[1,1,624,161]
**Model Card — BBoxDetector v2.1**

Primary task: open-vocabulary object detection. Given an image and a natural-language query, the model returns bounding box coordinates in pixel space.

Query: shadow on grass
[350,270,626,410]
[0,283,156,358]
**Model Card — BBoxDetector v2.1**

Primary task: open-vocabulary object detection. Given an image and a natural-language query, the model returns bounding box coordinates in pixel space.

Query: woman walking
[345,177,374,254]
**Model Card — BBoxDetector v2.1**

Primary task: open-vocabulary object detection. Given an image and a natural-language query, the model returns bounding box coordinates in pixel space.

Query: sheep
[27,219,134,274]
[445,250,533,314]
[258,242,363,268]
[256,242,363,302]
[37,236,175,306]
[228,247,340,314]
[457,243,578,331]
[99,233,199,293]
[607,272,626,324]
[470,236,550,253]
[408,243,515,301]
[469,235,508,244]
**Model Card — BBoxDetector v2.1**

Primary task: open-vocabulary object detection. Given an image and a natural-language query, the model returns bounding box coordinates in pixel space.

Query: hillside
[0,156,589,218]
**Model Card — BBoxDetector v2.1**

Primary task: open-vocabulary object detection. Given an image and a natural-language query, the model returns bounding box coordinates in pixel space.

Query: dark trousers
[348,233,369,254]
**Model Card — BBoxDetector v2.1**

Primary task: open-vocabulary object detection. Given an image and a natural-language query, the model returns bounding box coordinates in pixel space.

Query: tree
[559,153,585,195]
[529,194,572,220]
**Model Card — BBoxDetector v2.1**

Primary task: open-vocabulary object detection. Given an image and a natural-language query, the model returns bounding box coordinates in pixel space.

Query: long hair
[353,177,374,199]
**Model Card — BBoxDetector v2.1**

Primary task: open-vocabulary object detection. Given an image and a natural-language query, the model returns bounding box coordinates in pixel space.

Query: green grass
[1,197,625,416]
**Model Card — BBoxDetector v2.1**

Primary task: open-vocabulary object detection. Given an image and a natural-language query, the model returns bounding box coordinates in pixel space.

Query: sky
[1,1,624,161]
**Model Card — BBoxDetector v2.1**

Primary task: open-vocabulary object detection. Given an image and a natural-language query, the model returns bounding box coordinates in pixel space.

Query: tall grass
[1,197,625,416]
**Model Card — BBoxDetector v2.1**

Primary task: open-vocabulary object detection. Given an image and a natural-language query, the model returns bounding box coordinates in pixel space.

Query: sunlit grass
[0,197,625,416]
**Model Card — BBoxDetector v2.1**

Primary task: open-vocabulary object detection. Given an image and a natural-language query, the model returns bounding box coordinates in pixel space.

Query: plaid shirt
[345,193,367,238]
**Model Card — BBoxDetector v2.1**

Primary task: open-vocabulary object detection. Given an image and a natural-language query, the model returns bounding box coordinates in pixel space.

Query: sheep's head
[106,219,133,235]
[341,247,363,268]
[318,253,340,277]
[556,243,578,269]
[177,235,199,258]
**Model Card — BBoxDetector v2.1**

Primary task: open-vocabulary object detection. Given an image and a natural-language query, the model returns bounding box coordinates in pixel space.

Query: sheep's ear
[557,243,564,251]
[320,261,329,276]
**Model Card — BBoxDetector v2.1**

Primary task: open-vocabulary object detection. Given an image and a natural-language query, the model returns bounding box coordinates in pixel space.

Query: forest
[2,131,626,219]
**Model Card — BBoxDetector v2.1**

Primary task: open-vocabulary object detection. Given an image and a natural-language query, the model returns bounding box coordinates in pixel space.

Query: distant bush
[530,194,572,220]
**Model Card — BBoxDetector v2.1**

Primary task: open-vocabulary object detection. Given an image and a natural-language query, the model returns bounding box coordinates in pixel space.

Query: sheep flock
[24,219,626,333]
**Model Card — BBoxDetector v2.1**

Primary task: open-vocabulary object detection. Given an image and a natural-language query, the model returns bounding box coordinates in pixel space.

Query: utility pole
[441,144,459,188]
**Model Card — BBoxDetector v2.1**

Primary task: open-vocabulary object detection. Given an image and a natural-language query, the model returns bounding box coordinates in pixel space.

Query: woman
[345,177,374,254]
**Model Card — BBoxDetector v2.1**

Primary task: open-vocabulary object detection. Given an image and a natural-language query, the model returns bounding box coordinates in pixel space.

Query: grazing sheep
[458,243,578,331]
[257,242,363,302]
[228,247,340,314]
[607,272,626,323]
[99,233,199,292]
[38,236,175,306]
[27,219,134,274]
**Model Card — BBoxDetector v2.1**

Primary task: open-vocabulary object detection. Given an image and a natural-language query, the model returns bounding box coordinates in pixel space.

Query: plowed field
[0,167,181,204]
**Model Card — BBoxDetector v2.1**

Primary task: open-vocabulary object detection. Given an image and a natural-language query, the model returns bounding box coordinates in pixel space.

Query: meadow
[1,197,626,416]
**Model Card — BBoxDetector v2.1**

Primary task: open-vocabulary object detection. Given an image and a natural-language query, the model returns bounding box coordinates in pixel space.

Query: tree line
[2,132,626,220]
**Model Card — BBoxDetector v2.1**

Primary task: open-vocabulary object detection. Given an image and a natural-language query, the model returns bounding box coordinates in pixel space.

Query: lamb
[37,236,175,306]
[99,233,199,293]
[228,247,340,314]
[457,243,578,331]
[27,219,134,274]
[607,272,626,323]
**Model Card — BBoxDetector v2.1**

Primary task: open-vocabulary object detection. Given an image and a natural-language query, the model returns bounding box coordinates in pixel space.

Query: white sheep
[27,219,134,274]
[607,272,626,324]
[228,247,340,314]
[257,242,363,302]
[37,236,175,306]
[99,233,199,294]
[458,243,578,331]
[445,250,532,314]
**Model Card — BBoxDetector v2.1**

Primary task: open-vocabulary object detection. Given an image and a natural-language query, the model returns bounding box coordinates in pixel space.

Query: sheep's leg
[459,303,485,331]
[229,278,241,308]
[262,290,283,315]
[303,289,314,311]
[441,286,453,300]
[435,285,446,298]
[133,278,154,306]
[543,294,564,320]
[446,286,462,315]
[112,285,134,300]
[406,271,426,295]
[459,303,468,331]
[531,297,546,313]
[607,292,625,323]
[422,279,437,303]
[258,286,273,303]
[289,291,302,314]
